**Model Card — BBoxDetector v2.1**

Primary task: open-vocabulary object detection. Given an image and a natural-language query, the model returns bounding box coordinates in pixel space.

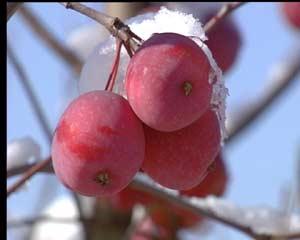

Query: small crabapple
[125,32,212,132]
[142,109,221,190]
[52,90,145,196]
[181,153,228,197]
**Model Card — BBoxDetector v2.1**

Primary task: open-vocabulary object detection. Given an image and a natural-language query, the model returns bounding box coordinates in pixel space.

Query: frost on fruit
[7,137,41,171]
[79,7,227,142]
[190,36,227,142]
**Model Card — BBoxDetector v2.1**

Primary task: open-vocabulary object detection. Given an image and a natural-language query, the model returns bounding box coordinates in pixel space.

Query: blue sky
[7,2,300,240]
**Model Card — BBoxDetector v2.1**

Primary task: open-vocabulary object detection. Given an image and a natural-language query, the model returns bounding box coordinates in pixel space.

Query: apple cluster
[52,31,224,201]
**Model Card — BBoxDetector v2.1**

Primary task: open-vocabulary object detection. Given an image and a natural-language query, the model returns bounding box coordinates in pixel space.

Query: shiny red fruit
[181,153,228,197]
[142,109,221,190]
[52,91,145,196]
[125,32,212,132]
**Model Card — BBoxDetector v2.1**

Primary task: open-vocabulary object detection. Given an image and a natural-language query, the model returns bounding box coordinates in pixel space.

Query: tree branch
[226,46,300,144]
[204,2,246,34]
[7,157,52,197]
[59,2,142,52]
[6,159,300,240]
[18,5,82,75]
[7,161,53,178]
[7,2,23,21]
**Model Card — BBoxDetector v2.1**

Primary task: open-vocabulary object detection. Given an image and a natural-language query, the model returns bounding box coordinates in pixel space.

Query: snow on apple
[79,6,227,142]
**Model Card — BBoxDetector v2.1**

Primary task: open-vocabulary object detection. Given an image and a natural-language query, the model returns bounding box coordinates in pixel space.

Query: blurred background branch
[227,45,300,144]
[19,5,83,75]
[7,42,87,238]
[204,2,246,33]
[7,2,23,21]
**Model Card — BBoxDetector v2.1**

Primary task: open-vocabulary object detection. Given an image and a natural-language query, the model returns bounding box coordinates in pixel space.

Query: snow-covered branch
[132,174,300,240]
[6,161,300,239]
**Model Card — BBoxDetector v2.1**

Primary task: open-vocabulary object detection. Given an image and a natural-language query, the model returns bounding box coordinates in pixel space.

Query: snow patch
[7,137,41,171]
[31,196,83,240]
[66,24,109,61]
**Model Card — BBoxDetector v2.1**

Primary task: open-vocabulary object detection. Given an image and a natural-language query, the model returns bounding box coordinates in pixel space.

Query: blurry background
[7,2,300,240]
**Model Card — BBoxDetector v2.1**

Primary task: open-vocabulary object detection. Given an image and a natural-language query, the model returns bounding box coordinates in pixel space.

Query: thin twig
[105,39,122,91]
[226,46,300,144]
[59,2,142,52]
[7,162,53,177]
[204,2,246,34]
[18,5,82,74]
[7,2,23,21]
[7,157,51,197]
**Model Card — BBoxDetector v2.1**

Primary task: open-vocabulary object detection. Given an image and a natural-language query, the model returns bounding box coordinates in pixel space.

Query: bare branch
[7,157,52,197]
[18,6,82,74]
[130,176,258,239]
[7,161,53,178]
[226,46,300,144]
[204,2,246,34]
[59,2,142,52]
[7,2,23,21]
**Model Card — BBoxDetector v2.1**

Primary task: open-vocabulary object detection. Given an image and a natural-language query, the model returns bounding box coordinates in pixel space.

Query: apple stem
[105,39,122,92]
